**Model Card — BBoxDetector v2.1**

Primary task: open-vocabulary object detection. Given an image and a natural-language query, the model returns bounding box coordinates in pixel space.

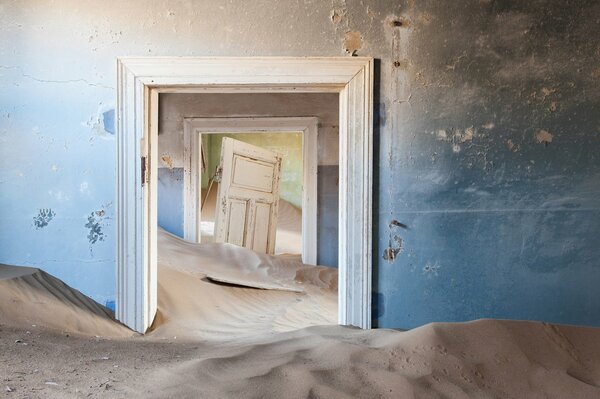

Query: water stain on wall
[33,209,55,229]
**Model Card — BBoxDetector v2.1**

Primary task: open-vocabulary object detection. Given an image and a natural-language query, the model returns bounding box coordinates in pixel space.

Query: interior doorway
[116,57,373,333]
[181,117,319,264]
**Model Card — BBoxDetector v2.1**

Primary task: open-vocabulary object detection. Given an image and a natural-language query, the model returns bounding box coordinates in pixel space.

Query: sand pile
[0,264,132,338]
[150,228,337,339]
[146,319,600,398]
[2,233,600,398]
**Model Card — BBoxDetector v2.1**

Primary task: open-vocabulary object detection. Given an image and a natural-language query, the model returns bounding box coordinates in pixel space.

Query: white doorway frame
[116,57,373,333]
[182,117,318,265]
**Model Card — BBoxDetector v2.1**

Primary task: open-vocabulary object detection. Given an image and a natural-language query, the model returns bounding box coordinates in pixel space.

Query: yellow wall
[203,132,303,209]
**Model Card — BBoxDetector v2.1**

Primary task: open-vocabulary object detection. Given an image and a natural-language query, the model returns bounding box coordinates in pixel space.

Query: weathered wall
[0,1,598,326]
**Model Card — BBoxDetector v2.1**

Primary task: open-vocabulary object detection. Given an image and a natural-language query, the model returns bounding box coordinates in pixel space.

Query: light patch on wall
[48,189,69,202]
[535,129,553,146]
[80,181,90,195]
[161,154,174,169]
[343,31,362,55]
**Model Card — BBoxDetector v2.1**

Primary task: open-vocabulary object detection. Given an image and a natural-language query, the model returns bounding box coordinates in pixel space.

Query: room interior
[1,1,599,397]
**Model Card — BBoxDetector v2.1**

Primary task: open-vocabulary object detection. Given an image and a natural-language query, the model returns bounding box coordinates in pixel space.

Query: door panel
[231,156,275,192]
[214,137,282,254]
[226,199,248,246]
[251,202,272,252]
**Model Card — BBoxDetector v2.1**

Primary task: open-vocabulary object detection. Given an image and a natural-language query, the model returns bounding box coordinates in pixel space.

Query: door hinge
[141,156,148,185]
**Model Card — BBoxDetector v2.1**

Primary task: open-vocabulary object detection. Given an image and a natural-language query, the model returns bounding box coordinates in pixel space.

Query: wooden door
[214,137,282,254]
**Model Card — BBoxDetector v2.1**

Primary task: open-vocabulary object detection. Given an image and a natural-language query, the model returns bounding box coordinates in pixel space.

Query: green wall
[203,132,303,209]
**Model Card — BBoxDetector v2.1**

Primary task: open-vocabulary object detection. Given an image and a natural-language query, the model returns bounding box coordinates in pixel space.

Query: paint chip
[330,10,342,25]
[102,109,115,135]
[33,209,55,229]
[535,129,553,145]
[343,31,362,55]
[161,155,174,169]
[505,139,520,152]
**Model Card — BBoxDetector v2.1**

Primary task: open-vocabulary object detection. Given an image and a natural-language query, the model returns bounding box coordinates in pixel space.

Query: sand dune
[2,233,600,398]
[150,229,337,340]
[146,320,600,399]
[0,264,132,338]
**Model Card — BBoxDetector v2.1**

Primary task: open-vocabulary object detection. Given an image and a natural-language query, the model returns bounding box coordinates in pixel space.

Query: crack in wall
[0,65,114,90]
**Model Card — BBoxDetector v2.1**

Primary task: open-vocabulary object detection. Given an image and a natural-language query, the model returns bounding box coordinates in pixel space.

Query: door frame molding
[116,57,373,333]
[182,117,318,264]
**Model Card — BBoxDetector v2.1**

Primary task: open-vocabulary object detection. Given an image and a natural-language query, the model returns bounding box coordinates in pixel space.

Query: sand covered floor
[2,232,600,398]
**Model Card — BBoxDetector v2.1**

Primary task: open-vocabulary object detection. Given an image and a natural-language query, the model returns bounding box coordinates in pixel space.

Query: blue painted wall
[0,1,598,328]
[317,166,339,267]
[157,167,184,238]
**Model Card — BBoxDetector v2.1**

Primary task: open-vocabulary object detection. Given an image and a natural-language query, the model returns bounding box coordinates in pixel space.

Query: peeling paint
[330,9,342,25]
[383,219,408,263]
[161,154,174,169]
[102,109,115,135]
[33,209,55,229]
[343,31,362,55]
[535,129,554,145]
[85,211,106,245]
[541,87,556,99]
[456,127,474,143]
[422,261,441,277]
[505,139,520,152]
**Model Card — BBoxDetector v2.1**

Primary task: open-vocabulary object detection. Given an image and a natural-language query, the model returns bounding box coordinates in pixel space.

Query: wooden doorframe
[182,117,318,264]
[117,57,373,333]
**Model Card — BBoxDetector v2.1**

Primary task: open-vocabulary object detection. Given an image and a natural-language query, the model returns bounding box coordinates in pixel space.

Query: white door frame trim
[116,57,373,333]
[182,117,318,265]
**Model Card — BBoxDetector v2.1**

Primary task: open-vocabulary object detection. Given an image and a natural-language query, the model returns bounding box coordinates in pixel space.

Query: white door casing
[182,117,318,264]
[116,57,373,333]
[214,137,282,254]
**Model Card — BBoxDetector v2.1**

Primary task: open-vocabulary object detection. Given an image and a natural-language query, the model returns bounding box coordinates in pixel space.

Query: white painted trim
[182,117,318,265]
[116,57,373,333]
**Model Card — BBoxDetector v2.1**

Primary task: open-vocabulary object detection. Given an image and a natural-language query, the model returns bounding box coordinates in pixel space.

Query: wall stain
[505,139,520,152]
[383,219,408,263]
[343,31,362,55]
[161,154,174,169]
[330,9,342,25]
[535,129,554,146]
[422,261,441,277]
[33,208,55,229]
[85,211,105,245]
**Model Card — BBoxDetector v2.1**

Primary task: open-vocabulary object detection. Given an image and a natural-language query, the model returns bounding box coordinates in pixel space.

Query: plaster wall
[1,0,598,326]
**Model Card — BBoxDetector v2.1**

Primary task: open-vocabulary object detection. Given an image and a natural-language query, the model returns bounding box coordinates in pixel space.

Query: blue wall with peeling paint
[0,1,598,328]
